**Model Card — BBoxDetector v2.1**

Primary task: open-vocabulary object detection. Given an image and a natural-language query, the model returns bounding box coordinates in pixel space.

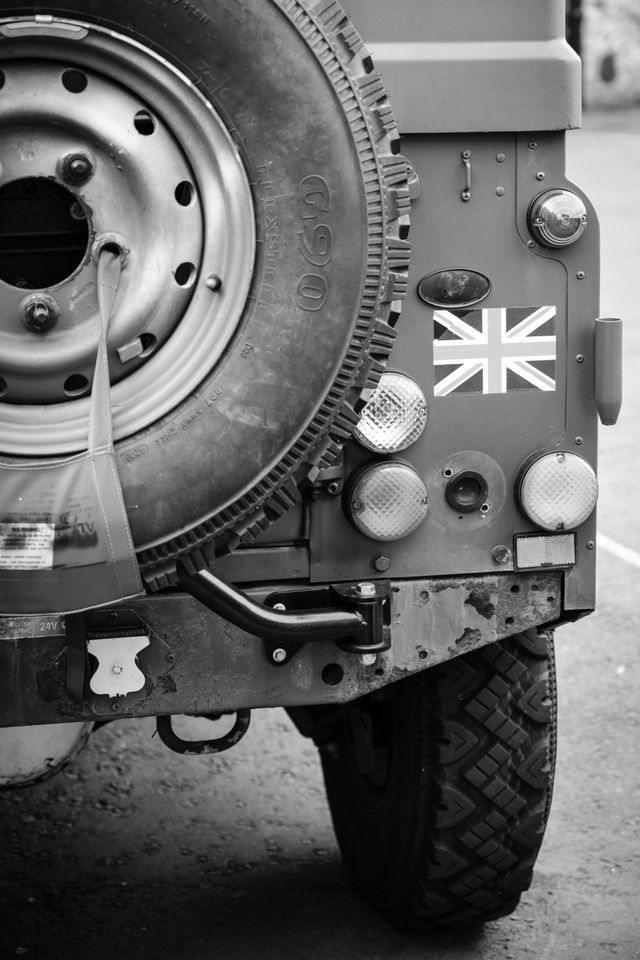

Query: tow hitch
[176,559,392,663]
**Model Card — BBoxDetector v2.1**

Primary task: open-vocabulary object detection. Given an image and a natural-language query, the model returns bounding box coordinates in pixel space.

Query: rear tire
[320,630,557,927]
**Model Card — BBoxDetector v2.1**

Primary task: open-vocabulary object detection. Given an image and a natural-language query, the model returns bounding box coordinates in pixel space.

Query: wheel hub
[0,19,255,454]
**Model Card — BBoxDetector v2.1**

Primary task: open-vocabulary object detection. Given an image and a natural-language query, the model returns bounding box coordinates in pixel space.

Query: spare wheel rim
[0,17,255,456]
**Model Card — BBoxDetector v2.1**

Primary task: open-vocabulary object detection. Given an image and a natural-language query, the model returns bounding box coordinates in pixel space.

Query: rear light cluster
[347,373,429,541]
[345,373,598,552]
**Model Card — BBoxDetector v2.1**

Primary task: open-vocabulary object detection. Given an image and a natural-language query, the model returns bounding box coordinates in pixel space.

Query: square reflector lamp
[515,533,576,569]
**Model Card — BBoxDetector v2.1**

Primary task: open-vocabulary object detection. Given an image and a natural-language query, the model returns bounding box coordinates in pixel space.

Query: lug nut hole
[134,110,156,135]
[62,69,88,93]
[175,181,194,206]
[174,262,196,287]
[63,374,90,398]
[139,333,158,357]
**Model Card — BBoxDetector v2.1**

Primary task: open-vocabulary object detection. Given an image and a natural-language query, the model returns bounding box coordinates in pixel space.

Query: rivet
[536,171,545,181]
[112,664,123,675]
[528,141,538,150]
[527,240,536,249]
[575,436,583,445]
[587,540,595,550]
[576,271,585,279]
[206,275,222,291]
[496,186,505,197]
[576,354,585,363]
[496,153,506,163]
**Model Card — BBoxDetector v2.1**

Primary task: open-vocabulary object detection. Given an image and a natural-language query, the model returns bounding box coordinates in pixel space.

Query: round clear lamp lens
[349,462,428,541]
[529,190,587,248]
[354,373,427,453]
[520,452,598,531]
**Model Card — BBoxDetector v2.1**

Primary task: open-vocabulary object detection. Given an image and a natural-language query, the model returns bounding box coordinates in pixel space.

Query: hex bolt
[361,653,377,666]
[492,545,511,565]
[60,152,94,186]
[326,481,341,496]
[22,295,59,334]
[373,555,390,572]
[272,648,287,664]
[356,581,377,597]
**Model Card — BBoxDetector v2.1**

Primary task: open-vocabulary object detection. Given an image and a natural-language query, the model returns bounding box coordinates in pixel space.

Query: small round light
[519,452,597,531]
[528,189,587,248]
[354,373,427,453]
[347,461,428,541]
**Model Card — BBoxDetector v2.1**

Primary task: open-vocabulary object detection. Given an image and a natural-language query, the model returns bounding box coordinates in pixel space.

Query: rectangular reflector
[515,533,576,569]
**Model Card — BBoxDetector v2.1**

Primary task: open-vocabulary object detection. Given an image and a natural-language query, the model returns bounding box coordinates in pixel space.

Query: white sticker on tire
[0,523,55,570]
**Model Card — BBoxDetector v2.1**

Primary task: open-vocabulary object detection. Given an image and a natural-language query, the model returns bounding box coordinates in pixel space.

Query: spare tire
[0,0,410,586]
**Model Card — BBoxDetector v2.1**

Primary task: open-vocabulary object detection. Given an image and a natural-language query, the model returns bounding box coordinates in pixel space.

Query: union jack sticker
[433,305,556,396]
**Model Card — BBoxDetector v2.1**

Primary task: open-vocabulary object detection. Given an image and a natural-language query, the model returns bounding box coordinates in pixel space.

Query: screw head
[272,648,287,664]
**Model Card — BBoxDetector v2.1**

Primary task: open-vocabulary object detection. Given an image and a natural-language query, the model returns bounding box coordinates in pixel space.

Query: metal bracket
[177,560,391,658]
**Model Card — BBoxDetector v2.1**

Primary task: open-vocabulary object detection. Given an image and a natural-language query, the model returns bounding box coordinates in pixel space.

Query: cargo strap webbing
[0,249,144,615]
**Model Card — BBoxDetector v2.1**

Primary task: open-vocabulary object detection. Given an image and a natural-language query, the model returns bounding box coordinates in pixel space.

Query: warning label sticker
[0,523,55,570]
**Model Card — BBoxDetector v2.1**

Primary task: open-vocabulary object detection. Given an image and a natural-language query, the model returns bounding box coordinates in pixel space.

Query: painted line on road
[597,533,640,570]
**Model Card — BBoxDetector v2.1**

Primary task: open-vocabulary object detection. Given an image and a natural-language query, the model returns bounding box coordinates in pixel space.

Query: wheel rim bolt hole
[62,69,88,93]
[64,374,90,398]
[175,181,195,206]
[174,262,196,287]
[134,110,156,135]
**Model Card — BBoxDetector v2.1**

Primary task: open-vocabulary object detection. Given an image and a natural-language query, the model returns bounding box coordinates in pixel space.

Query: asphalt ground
[1,109,640,960]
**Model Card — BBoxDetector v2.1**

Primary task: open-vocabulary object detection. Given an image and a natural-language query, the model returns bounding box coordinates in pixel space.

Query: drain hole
[139,333,157,357]
[175,181,194,206]
[0,377,7,397]
[174,262,195,287]
[321,664,344,687]
[64,374,90,398]
[0,177,90,289]
[62,69,88,93]
[134,110,156,135]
